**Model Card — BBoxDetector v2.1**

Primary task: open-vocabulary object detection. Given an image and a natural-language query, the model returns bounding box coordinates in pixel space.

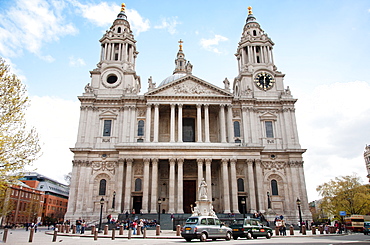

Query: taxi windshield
[186,218,198,224]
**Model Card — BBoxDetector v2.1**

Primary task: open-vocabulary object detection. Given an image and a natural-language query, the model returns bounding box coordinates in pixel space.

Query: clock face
[254,72,275,91]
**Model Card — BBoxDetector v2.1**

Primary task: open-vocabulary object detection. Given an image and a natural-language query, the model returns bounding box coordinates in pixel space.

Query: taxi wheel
[200,233,207,242]
[225,232,231,241]
[233,236,238,240]
[266,232,272,239]
[246,232,253,239]
[185,238,192,242]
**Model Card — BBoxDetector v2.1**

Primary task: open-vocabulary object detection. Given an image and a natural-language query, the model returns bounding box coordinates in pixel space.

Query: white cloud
[294,81,370,200]
[154,17,181,35]
[70,1,150,36]
[200,34,228,53]
[25,96,80,184]
[69,56,86,67]
[0,0,77,58]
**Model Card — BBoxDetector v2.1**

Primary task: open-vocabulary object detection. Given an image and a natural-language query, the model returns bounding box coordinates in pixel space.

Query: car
[229,217,273,240]
[181,216,232,242]
[364,222,370,235]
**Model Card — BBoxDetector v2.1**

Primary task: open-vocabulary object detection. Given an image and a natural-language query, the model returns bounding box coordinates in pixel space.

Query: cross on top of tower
[248,6,253,15]
[178,39,183,51]
[121,3,126,12]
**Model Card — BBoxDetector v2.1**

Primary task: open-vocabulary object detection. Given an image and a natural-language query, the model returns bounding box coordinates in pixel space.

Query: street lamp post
[98,197,104,233]
[296,198,303,233]
[241,198,246,218]
[112,191,116,209]
[157,199,162,225]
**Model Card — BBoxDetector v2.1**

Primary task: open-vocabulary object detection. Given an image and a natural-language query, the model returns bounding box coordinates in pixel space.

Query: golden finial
[178,39,183,51]
[121,3,126,12]
[248,6,253,15]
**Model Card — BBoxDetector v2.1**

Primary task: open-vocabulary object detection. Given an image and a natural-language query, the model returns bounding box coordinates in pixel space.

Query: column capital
[230,158,237,164]
[204,104,209,108]
[196,104,202,108]
[151,158,158,164]
[126,158,133,164]
[221,158,229,164]
[169,158,176,164]
[197,158,204,164]
[246,159,254,165]
[205,158,212,164]
[220,104,226,108]
[170,103,176,108]
[146,103,152,107]
[177,158,184,164]
[143,158,150,164]
[255,159,262,165]
[227,104,233,108]
[177,103,183,108]
[154,103,159,108]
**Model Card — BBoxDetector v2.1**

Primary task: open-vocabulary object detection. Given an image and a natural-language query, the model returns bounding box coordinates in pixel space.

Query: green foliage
[0,58,41,192]
[316,175,370,217]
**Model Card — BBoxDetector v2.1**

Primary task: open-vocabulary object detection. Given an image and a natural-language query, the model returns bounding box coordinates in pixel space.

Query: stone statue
[223,78,230,90]
[84,83,93,93]
[148,76,156,89]
[199,178,208,200]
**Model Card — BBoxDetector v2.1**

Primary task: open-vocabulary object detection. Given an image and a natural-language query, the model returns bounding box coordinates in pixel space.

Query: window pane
[135,178,142,191]
[138,120,144,136]
[99,179,106,195]
[237,178,244,192]
[234,121,241,137]
[265,121,274,138]
[271,179,278,195]
[103,120,112,136]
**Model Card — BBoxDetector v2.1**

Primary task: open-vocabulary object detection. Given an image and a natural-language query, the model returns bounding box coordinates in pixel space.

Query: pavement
[0,227,346,244]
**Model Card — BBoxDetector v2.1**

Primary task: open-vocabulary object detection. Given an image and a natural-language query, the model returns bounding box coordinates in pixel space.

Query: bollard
[137,225,141,235]
[52,228,58,242]
[66,225,70,233]
[143,227,147,239]
[119,225,123,235]
[156,224,161,236]
[91,225,95,235]
[3,228,8,243]
[60,224,64,233]
[29,228,35,243]
[312,226,316,235]
[176,225,181,236]
[275,226,280,236]
[128,228,132,239]
[104,225,108,235]
[319,226,324,234]
[72,224,76,234]
[302,225,306,235]
[112,228,116,240]
[289,225,294,235]
[94,230,98,240]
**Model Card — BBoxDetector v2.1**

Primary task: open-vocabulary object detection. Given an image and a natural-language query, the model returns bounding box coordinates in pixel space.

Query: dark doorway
[133,196,142,215]
[183,180,196,213]
[183,118,195,142]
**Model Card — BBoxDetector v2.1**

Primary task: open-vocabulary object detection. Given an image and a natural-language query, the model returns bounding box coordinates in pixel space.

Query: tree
[0,58,41,192]
[316,174,370,218]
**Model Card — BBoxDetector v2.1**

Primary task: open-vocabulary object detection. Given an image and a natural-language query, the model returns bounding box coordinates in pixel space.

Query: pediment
[145,75,233,97]
[99,110,118,119]
[260,112,277,120]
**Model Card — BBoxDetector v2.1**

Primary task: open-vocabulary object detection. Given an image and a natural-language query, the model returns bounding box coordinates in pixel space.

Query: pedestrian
[76,218,82,234]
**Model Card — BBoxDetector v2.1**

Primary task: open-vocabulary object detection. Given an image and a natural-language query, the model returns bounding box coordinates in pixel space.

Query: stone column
[142,158,150,213]
[124,159,133,212]
[219,104,227,143]
[230,158,239,213]
[221,158,231,213]
[205,158,212,200]
[227,104,234,143]
[118,43,122,61]
[150,158,158,213]
[122,106,129,142]
[241,107,249,144]
[197,158,204,199]
[145,104,151,142]
[170,104,176,142]
[177,104,183,142]
[204,104,210,143]
[177,158,184,213]
[246,160,256,213]
[153,104,159,142]
[129,106,136,142]
[116,158,125,213]
[196,104,202,142]
[168,158,176,213]
[254,159,264,211]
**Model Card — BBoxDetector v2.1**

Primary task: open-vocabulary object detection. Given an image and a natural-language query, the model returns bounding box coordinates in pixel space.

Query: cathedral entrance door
[183,180,196,213]
[183,118,195,142]
[133,196,142,215]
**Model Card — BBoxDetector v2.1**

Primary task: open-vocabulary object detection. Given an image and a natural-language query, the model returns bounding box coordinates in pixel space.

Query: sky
[0,0,369,202]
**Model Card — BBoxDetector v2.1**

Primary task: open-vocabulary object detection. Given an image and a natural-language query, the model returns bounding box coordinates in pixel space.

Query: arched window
[137,120,144,136]
[118,27,121,33]
[237,178,244,192]
[253,30,257,36]
[135,178,142,191]
[271,179,278,195]
[99,179,106,195]
[234,121,241,137]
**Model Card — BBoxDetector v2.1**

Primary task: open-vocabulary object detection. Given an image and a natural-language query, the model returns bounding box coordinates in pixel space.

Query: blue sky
[1,0,369,201]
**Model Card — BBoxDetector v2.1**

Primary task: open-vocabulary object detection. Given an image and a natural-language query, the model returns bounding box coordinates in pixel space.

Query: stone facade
[65,5,311,224]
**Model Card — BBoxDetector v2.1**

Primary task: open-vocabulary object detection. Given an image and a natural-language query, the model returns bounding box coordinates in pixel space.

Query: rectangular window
[103,120,112,136]
[265,121,274,138]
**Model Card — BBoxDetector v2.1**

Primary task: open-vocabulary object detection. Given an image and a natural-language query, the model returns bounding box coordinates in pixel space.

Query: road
[1,228,370,245]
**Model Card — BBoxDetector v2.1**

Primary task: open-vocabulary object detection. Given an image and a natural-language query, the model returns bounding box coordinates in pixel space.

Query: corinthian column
[205,158,212,200]
[145,104,151,142]
[142,158,150,213]
[153,104,159,142]
[170,104,176,142]
[168,158,176,213]
[196,104,202,142]
[230,158,239,213]
[124,159,133,212]
[246,159,256,213]
[219,104,227,143]
[227,104,234,143]
[204,104,210,142]
[150,158,158,213]
[177,158,184,213]
[221,158,231,213]
[177,104,183,142]
[197,158,204,199]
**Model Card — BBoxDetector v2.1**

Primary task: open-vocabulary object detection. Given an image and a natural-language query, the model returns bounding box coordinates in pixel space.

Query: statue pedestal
[191,198,216,217]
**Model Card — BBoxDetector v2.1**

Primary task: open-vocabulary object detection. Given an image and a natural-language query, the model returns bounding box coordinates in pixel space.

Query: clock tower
[233,7,285,99]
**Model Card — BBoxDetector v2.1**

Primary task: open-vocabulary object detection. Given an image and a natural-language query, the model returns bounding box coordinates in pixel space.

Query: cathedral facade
[65,5,311,224]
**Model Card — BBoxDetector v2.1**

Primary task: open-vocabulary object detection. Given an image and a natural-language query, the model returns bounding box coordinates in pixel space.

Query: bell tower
[88,3,141,96]
[233,6,286,99]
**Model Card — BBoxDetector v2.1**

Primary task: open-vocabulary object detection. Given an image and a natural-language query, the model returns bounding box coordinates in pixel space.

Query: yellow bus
[344,215,364,232]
